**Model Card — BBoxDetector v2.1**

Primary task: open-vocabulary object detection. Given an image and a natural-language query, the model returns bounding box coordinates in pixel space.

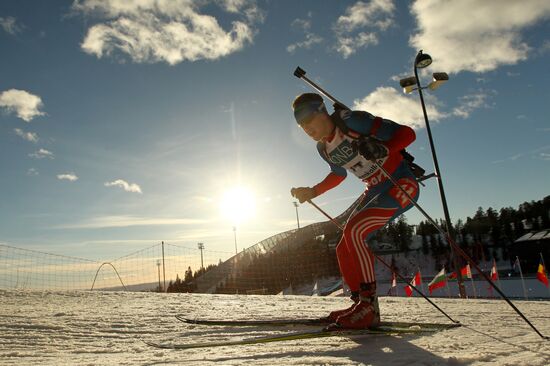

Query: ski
[175,314,460,330]
[145,322,458,350]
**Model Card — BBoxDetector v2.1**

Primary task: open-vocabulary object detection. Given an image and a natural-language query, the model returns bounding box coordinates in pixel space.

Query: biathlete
[290,92,420,329]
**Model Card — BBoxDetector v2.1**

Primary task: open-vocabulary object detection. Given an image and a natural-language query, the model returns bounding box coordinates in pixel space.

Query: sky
[1,0,549,261]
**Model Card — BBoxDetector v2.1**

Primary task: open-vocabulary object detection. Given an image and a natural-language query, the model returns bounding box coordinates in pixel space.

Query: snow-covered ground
[0,290,549,365]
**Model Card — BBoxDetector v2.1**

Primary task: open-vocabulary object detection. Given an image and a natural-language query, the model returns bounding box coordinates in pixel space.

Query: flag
[513,257,521,272]
[490,259,498,281]
[404,271,421,297]
[537,261,549,287]
[461,264,472,279]
[387,272,398,296]
[448,265,471,280]
[428,268,447,294]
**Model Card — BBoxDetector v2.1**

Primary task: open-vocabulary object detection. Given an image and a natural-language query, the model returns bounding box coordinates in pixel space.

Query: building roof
[514,230,550,243]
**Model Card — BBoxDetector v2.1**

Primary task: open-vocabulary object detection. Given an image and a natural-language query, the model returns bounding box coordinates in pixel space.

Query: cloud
[104,179,142,193]
[72,0,263,65]
[352,86,445,129]
[334,32,378,58]
[333,0,395,58]
[27,168,39,176]
[409,0,550,73]
[0,16,23,35]
[56,215,207,229]
[352,87,493,128]
[452,90,494,118]
[539,40,550,55]
[57,173,79,181]
[492,145,550,164]
[29,148,54,159]
[14,128,39,143]
[0,89,45,122]
[287,33,323,54]
[287,13,324,53]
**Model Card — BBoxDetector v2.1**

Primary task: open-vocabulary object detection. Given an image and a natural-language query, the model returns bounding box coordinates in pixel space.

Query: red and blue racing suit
[314,110,419,292]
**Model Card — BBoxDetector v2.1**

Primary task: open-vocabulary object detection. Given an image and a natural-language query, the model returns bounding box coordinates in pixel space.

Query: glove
[354,137,388,161]
[290,187,317,204]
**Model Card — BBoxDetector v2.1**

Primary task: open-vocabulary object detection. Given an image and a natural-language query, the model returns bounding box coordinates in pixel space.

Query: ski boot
[326,291,359,323]
[327,282,380,330]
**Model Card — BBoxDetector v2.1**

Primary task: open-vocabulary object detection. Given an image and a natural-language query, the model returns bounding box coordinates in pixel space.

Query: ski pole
[306,199,459,324]
[294,67,349,111]
[372,161,549,340]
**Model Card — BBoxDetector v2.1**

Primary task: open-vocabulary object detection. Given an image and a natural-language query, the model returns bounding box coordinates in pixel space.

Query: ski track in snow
[0,290,549,365]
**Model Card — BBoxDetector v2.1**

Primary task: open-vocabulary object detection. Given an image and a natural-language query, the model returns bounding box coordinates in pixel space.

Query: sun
[219,186,256,225]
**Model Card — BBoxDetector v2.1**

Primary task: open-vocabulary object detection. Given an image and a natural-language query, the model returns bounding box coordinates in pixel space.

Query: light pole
[197,242,205,270]
[233,226,238,255]
[400,50,466,298]
[293,201,300,229]
[156,259,162,292]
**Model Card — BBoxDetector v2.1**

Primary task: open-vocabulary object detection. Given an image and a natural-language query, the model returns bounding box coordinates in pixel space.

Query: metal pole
[198,243,204,270]
[540,253,550,297]
[233,226,238,255]
[293,201,300,229]
[161,241,166,293]
[156,259,161,292]
[516,256,528,300]
[413,58,466,298]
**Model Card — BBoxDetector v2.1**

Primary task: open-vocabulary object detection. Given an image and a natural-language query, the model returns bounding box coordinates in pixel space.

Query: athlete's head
[292,93,334,142]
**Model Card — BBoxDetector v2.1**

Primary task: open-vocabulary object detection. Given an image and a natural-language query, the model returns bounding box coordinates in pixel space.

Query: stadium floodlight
[428,72,449,91]
[415,50,433,68]
[399,76,417,94]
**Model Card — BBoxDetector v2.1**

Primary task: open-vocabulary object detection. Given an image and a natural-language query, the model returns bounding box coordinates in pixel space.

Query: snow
[0,290,549,365]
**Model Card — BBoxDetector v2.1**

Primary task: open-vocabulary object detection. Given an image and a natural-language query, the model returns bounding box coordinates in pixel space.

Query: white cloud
[0,16,23,35]
[0,89,45,122]
[286,12,324,53]
[57,215,207,229]
[352,86,445,129]
[104,179,142,193]
[291,17,312,31]
[335,0,395,32]
[452,90,494,119]
[14,128,39,143]
[57,173,79,182]
[287,33,323,53]
[492,145,550,164]
[334,32,378,58]
[333,0,395,58]
[27,168,39,176]
[73,0,263,65]
[29,149,54,159]
[539,40,550,55]
[409,0,550,73]
[352,86,493,128]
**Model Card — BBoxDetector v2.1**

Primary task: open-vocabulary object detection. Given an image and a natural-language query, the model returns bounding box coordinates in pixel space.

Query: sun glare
[219,186,256,224]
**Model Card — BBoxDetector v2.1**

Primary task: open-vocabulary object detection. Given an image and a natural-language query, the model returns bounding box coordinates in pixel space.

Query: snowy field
[0,290,549,365]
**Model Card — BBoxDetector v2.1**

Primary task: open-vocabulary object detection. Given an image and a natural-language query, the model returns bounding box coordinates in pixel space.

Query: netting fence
[0,242,232,291]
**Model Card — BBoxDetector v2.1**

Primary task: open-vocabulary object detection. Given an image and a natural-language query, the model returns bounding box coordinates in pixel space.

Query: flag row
[391,254,549,297]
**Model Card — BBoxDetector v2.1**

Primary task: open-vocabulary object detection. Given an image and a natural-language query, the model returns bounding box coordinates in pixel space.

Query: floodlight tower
[293,201,300,229]
[197,242,205,270]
